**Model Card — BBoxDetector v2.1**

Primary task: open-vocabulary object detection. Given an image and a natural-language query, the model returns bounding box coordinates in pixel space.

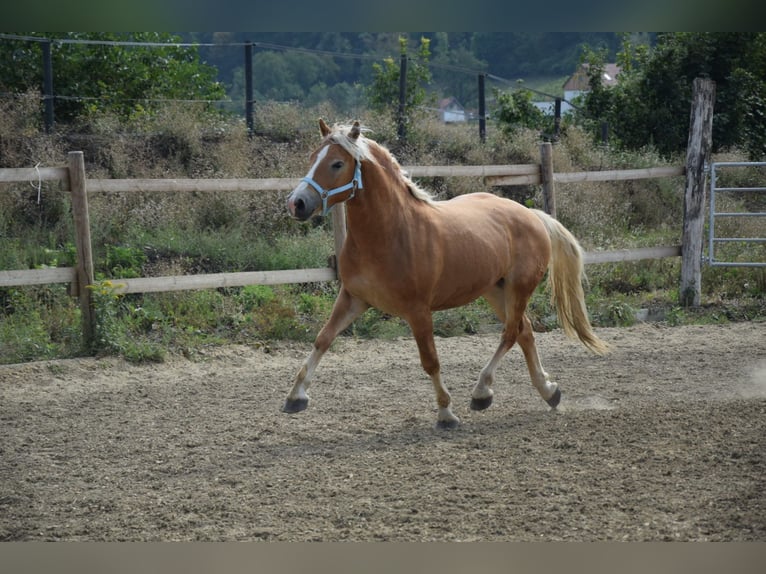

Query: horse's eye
[332,161,343,170]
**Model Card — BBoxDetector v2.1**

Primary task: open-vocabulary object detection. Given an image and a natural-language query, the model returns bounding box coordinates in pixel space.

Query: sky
[4,0,762,31]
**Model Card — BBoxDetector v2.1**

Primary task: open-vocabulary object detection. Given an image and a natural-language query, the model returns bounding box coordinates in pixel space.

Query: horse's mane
[327,123,435,205]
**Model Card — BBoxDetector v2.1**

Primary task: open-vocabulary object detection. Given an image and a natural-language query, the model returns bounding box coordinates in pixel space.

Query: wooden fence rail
[2,78,716,350]
[110,268,338,295]
[485,165,685,186]
[0,267,77,288]
[86,177,301,193]
[0,166,69,183]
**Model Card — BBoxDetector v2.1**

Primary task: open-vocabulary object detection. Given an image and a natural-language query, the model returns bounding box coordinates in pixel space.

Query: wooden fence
[0,152,688,347]
[0,79,715,348]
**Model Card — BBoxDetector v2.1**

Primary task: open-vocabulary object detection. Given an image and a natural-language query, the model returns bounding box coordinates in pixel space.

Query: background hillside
[181,32,636,110]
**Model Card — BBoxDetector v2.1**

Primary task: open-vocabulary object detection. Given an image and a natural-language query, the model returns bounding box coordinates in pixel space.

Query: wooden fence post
[68,151,96,349]
[540,142,556,218]
[680,78,716,307]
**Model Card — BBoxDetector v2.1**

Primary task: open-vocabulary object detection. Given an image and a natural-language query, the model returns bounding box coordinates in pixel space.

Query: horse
[284,119,608,428]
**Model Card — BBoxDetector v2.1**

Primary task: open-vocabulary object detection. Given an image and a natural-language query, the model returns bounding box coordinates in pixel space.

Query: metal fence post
[42,40,54,133]
[245,41,254,137]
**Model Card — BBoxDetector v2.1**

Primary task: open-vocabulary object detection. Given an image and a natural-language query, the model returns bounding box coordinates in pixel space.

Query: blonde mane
[327,123,435,205]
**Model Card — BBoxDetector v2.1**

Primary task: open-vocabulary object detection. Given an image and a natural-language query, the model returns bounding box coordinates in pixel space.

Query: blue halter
[301,160,363,217]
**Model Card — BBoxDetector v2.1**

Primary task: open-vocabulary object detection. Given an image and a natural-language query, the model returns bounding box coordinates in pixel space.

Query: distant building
[561,62,621,113]
[533,63,621,115]
[439,97,467,123]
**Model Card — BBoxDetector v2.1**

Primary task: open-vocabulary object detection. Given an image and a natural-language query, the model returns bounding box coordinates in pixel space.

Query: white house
[439,97,467,123]
[533,62,621,115]
[561,62,621,113]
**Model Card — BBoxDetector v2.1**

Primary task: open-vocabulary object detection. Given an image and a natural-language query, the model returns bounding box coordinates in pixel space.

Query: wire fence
[0,33,574,118]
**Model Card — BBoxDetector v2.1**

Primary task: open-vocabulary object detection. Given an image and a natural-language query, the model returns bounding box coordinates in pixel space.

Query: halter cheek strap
[301,160,363,217]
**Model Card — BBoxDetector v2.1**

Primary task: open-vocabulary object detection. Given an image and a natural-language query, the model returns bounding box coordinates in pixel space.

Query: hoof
[435,418,460,430]
[546,388,562,409]
[470,395,493,411]
[282,397,309,413]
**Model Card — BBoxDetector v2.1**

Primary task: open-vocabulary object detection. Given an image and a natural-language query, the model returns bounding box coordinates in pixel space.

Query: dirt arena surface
[1,321,765,541]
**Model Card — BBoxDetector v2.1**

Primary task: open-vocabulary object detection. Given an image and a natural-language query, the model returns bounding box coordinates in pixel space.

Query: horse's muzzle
[287,187,319,221]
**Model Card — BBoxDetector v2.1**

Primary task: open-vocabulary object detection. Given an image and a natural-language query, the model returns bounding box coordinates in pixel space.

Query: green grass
[106,224,334,277]
[515,76,570,99]
[0,285,81,363]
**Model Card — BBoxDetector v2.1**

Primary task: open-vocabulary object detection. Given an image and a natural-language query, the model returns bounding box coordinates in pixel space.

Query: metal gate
[707,161,766,267]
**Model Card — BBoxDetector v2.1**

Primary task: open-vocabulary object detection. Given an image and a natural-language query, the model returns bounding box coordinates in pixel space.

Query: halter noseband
[301,159,363,217]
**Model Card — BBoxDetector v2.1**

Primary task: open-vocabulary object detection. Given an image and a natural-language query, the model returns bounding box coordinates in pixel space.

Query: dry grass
[2,95,759,254]
[1,96,752,270]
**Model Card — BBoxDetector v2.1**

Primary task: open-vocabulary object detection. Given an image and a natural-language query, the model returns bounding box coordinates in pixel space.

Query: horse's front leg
[408,312,460,429]
[283,287,369,413]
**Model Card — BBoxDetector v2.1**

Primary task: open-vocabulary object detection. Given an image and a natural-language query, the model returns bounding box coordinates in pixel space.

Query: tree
[366,36,434,122]
[0,33,226,124]
[472,33,623,78]
[493,85,546,136]
[576,33,766,159]
[251,50,340,102]
[429,33,487,105]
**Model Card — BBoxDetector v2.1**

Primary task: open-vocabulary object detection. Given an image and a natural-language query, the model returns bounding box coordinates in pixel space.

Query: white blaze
[297,144,329,193]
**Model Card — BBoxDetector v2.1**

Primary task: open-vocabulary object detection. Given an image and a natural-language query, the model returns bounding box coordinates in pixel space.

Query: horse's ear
[319,118,331,137]
[349,121,361,141]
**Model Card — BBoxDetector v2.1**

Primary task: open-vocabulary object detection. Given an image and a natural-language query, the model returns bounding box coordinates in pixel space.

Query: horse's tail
[532,209,609,355]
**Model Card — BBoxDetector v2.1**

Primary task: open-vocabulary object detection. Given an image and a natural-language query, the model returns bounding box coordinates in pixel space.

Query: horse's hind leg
[470,284,516,411]
[283,288,369,413]
[471,312,559,410]
[471,282,559,410]
[517,315,560,407]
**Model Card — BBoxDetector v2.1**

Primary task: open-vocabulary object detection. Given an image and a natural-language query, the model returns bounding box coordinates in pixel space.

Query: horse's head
[287,119,364,220]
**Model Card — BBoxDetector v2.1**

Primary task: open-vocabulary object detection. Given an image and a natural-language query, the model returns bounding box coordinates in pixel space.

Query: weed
[433,300,498,337]
[89,279,166,361]
[0,286,80,364]
[352,308,409,340]
[248,299,309,341]
[105,245,147,278]
[0,290,57,363]
[664,306,685,326]
[89,279,129,354]
[121,339,166,363]
[597,298,638,327]
[238,285,276,311]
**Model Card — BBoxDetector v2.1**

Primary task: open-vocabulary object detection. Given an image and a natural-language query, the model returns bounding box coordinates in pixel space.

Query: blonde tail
[533,210,609,355]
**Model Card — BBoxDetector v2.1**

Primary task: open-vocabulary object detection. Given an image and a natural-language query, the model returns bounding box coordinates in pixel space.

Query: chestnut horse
[284,120,608,428]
